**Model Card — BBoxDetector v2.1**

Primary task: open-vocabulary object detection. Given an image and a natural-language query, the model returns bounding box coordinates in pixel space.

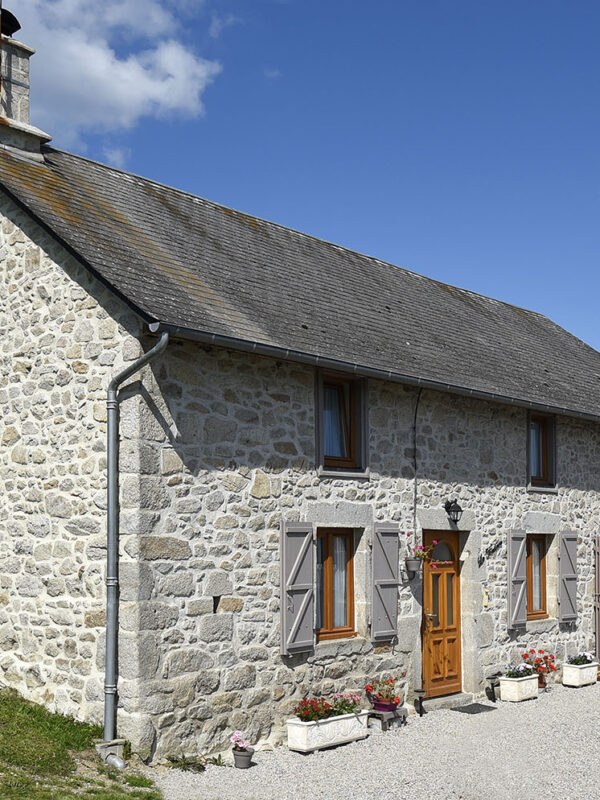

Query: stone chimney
[1,9,51,161]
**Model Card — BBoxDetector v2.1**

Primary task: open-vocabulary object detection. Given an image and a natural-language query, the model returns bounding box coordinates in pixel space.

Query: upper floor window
[317,373,367,474]
[528,413,556,488]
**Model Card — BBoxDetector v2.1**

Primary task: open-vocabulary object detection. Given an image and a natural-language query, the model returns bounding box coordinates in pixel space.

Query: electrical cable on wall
[412,388,423,536]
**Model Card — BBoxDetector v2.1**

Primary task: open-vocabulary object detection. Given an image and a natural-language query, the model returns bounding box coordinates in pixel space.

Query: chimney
[1,8,51,162]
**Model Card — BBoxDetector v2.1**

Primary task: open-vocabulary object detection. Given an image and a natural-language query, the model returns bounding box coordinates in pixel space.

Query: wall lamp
[444,499,463,525]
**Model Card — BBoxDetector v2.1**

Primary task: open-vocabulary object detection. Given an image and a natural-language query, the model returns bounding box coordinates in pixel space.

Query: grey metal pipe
[151,322,600,424]
[104,328,169,742]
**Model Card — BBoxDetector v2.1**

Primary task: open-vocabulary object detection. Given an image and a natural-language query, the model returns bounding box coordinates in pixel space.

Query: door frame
[421,530,462,698]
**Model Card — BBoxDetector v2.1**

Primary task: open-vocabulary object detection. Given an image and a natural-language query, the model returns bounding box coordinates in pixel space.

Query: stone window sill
[525,617,558,633]
[526,483,558,495]
[318,466,370,481]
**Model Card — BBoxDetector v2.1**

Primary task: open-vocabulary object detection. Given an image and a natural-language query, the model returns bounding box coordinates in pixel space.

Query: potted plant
[498,663,538,702]
[365,674,405,712]
[405,535,450,573]
[521,648,558,689]
[286,692,369,753]
[562,652,598,687]
[230,731,254,768]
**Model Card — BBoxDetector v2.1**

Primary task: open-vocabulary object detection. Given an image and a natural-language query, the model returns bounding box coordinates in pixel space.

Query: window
[316,528,355,640]
[317,373,367,473]
[526,534,547,620]
[528,413,556,488]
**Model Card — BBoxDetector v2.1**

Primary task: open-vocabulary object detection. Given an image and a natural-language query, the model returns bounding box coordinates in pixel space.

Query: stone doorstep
[94,739,127,763]
[421,692,476,713]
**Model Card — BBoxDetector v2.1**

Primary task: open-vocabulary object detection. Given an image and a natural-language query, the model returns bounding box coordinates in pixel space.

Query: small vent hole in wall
[213,596,221,613]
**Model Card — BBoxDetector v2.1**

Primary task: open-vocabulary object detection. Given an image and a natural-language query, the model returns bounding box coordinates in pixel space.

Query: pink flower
[433,540,438,545]
[431,564,438,569]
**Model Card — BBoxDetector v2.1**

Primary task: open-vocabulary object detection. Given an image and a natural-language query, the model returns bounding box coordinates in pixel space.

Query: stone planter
[286,711,370,753]
[562,662,598,687]
[498,674,538,702]
[232,746,254,768]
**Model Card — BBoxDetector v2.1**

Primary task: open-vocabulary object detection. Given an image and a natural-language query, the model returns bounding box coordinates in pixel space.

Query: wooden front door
[422,531,462,698]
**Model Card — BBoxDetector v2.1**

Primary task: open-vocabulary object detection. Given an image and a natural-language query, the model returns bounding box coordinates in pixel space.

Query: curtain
[532,538,542,609]
[530,421,541,476]
[332,536,348,627]
[323,385,347,458]
[316,538,324,629]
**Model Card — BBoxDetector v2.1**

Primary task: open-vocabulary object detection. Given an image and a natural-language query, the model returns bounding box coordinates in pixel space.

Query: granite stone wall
[136,337,600,758]
[1,191,599,763]
[0,192,150,749]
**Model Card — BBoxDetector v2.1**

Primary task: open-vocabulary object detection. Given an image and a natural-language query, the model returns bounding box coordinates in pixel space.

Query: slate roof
[1,146,600,420]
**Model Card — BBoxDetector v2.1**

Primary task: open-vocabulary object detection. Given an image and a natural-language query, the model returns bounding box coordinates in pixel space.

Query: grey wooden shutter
[371,523,400,642]
[558,530,578,623]
[280,522,315,655]
[507,530,527,628]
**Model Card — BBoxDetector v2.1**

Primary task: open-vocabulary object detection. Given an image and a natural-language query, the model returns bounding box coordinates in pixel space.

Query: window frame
[526,534,548,620]
[316,528,356,641]
[527,413,556,489]
[316,371,368,476]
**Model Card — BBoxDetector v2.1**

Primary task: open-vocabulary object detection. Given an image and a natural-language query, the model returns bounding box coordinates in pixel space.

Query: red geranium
[521,649,558,680]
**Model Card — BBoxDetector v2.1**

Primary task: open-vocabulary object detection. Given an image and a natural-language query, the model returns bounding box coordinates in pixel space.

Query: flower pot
[498,674,538,702]
[232,746,254,769]
[537,675,547,689]
[286,711,370,753]
[562,662,598,688]
[372,700,399,712]
[404,558,421,573]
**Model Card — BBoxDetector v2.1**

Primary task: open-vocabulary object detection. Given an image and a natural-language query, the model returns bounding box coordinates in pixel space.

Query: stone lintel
[417,506,476,532]
[522,511,561,534]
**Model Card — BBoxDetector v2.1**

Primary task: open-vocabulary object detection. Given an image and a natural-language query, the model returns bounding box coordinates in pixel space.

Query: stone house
[1,18,600,761]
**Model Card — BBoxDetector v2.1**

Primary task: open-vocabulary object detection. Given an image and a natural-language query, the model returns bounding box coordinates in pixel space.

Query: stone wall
[136,337,600,758]
[1,191,599,762]
[0,193,150,748]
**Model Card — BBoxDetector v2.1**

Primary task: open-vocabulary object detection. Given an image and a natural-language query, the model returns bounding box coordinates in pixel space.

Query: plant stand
[286,711,370,753]
[367,707,408,732]
[562,662,598,687]
[498,674,538,702]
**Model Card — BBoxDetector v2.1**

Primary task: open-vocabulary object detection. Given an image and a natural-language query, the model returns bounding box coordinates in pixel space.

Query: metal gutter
[104,328,169,744]
[151,322,600,424]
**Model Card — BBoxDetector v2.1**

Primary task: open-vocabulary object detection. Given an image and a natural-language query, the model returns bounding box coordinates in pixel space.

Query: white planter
[562,662,598,687]
[286,711,370,753]
[498,674,538,702]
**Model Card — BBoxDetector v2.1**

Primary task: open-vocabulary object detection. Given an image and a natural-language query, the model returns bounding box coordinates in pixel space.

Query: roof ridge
[44,146,548,322]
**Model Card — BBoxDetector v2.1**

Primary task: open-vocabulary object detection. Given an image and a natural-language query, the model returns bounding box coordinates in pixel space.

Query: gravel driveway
[155,684,599,800]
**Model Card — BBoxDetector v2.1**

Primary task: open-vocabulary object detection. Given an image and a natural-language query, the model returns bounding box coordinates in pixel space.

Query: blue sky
[19,0,600,349]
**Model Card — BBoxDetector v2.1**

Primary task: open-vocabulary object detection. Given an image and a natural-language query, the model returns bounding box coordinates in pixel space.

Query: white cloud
[16,0,222,147]
[264,68,282,79]
[209,13,242,39]
[102,146,132,169]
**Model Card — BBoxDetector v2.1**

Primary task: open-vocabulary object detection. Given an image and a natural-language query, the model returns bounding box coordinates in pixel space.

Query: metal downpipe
[104,329,169,742]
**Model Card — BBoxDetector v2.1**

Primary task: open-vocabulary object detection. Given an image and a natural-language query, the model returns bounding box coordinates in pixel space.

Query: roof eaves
[151,321,600,424]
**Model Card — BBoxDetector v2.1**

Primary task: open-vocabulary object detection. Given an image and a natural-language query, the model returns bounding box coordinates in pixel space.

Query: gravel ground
[155,684,600,800]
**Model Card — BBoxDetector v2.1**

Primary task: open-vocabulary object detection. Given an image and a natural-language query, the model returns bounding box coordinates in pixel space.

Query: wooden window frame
[322,377,358,470]
[528,413,556,488]
[316,528,356,641]
[526,534,548,620]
